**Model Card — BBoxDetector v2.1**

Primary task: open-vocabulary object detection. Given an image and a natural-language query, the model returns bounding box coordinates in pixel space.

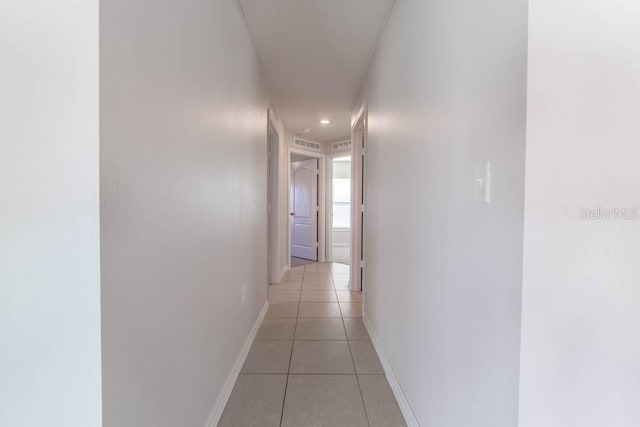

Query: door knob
[290,213,295,216]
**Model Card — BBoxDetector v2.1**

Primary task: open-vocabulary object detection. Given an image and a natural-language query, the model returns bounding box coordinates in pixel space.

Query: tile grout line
[278,264,305,427]
[266,264,370,426]
[334,267,371,427]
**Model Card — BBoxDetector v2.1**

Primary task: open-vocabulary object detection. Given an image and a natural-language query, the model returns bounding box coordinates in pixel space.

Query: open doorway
[289,151,324,268]
[330,155,351,265]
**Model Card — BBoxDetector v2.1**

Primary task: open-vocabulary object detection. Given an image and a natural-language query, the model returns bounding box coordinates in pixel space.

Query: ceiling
[239,0,395,141]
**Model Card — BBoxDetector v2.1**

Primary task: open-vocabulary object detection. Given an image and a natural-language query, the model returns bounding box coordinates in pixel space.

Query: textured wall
[520,1,640,425]
[355,0,528,424]
[100,0,269,425]
[0,1,102,425]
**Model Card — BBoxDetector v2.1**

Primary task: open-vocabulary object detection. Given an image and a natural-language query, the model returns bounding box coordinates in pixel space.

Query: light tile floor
[219,262,406,427]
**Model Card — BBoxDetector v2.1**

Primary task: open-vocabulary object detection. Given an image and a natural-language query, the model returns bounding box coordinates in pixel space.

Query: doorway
[288,150,326,268]
[330,155,351,265]
[290,154,319,265]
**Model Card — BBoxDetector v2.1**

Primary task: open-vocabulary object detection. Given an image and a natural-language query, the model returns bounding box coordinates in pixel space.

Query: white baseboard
[362,313,420,427]
[205,301,269,427]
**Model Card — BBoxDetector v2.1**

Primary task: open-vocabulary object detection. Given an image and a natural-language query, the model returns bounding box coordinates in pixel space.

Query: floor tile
[294,318,346,340]
[300,290,337,302]
[304,273,333,281]
[256,318,296,340]
[270,281,302,290]
[282,273,304,282]
[343,318,370,341]
[284,269,304,277]
[304,269,330,275]
[299,302,342,318]
[331,263,350,273]
[302,281,334,290]
[358,375,407,427]
[332,278,351,290]
[241,340,292,374]
[331,270,351,280]
[282,375,368,427]
[336,290,362,302]
[350,341,384,374]
[339,302,362,317]
[268,289,300,304]
[292,260,313,268]
[331,271,346,280]
[304,272,332,280]
[304,263,330,272]
[331,271,350,278]
[290,341,354,374]
[266,302,298,318]
[218,374,287,427]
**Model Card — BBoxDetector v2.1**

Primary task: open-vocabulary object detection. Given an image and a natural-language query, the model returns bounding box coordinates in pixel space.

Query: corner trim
[204,301,269,427]
[362,313,420,427]
[277,265,289,284]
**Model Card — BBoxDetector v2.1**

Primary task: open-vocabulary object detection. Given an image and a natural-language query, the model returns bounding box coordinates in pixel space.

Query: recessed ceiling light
[302,128,311,133]
[320,119,331,125]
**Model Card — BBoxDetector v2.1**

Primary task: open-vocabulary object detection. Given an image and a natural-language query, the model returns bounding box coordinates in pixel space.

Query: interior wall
[0,1,102,426]
[354,0,528,424]
[100,0,269,425]
[519,1,640,426]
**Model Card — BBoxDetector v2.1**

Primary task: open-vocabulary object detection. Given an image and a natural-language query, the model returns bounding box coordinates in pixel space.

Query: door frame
[290,158,319,261]
[267,111,280,285]
[350,101,367,292]
[287,146,327,268]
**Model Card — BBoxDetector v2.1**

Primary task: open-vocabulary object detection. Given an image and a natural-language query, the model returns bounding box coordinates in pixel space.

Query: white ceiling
[239,0,395,141]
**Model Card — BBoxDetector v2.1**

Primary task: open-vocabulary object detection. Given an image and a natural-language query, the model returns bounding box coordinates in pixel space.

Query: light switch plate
[474,161,492,204]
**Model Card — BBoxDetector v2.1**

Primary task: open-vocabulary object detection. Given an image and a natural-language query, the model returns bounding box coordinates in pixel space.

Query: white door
[291,159,318,260]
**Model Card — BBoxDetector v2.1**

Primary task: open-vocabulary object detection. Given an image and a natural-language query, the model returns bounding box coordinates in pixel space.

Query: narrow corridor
[219,263,405,426]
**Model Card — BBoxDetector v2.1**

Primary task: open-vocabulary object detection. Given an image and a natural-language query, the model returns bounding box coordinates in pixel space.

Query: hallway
[219,263,405,426]
[5,0,640,426]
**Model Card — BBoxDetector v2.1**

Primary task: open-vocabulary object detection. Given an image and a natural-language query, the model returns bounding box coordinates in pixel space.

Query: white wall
[519,1,640,426]
[0,1,102,426]
[100,0,269,425]
[355,0,528,425]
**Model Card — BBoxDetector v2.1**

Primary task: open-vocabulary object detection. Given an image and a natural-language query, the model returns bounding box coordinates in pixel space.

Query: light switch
[474,161,491,204]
